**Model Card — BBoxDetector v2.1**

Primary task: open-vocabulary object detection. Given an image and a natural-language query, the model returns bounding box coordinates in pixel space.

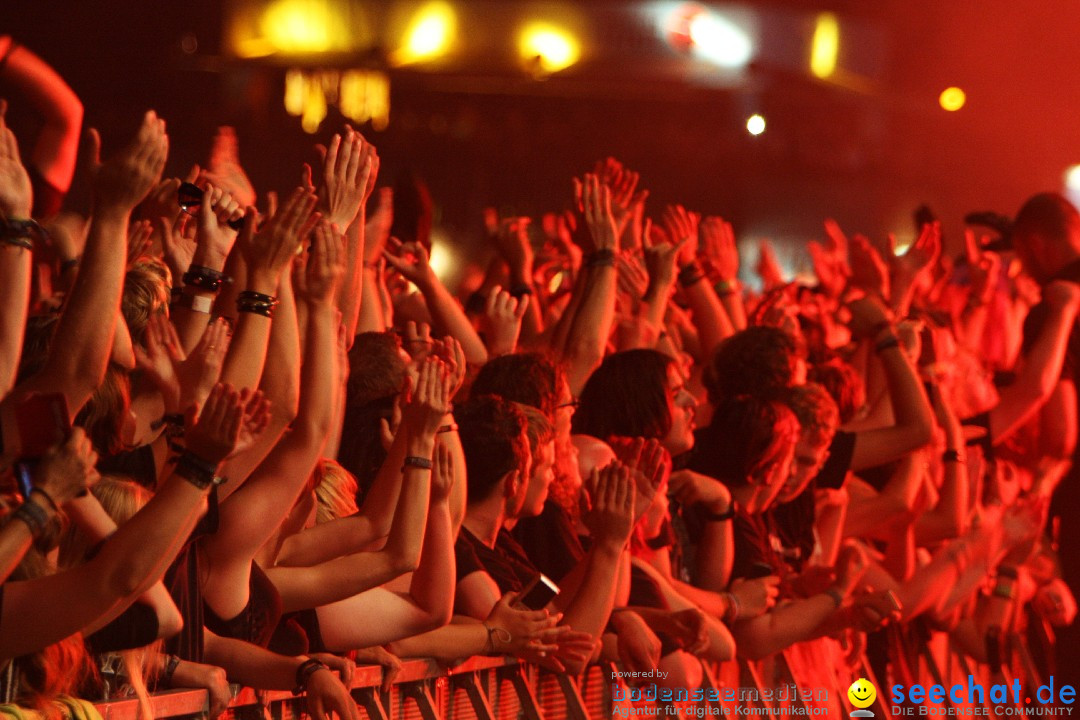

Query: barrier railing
[93,637,1028,720]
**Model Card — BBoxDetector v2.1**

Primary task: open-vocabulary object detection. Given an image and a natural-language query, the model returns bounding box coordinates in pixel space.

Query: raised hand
[0,101,32,218]
[483,285,529,357]
[756,240,784,290]
[183,382,245,465]
[845,295,893,339]
[583,462,635,550]
[240,186,319,290]
[891,221,942,281]
[848,233,890,299]
[195,183,244,268]
[642,226,686,298]
[700,216,739,283]
[90,111,169,214]
[321,128,377,227]
[964,229,1002,308]
[158,212,196,282]
[135,314,230,413]
[581,174,618,253]
[400,357,452,439]
[616,252,649,311]
[203,127,256,208]
[495,216,535,277]
[35,427,100,505]
[294,220,346,306]
[382,237,435,289]
[431,334,467,399]
[662,204,700,268]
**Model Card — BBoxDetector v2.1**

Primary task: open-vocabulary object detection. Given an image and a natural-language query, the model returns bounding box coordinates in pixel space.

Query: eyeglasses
[177,182,245,231]
[556,399,579,410]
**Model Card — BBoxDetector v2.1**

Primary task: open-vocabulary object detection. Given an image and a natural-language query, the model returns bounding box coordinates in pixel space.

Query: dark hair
[573,349,673,441]
[458,395,529,503]
[338,332,407,498]
[692,395,799,487]
[783,382,839,448]
[1013,192,1079,245]
[705,326,800,404]
[471,352,564,420]
[808,359,864,425]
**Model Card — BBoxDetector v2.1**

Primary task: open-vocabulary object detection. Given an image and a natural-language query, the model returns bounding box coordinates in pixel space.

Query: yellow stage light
[395,2,456,65]
[520,23,580,74]
[810,12,839,79]
[746,114,766,136]
[939,86,966,112]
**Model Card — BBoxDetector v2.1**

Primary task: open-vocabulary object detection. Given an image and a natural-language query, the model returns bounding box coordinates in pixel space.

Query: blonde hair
[58,476,161,718]
[313,459,360,523]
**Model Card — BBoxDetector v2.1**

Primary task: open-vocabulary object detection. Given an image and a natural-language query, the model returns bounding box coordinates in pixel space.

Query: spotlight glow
[396,2,456,64]
[810,12,839,79]
[520,23,580,74]
[939,86,966,112]
[746,114,766,136]
[1065,164,1080,191]
[686,11,753,68]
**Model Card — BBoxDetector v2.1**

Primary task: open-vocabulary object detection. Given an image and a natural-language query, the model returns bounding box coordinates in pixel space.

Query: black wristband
[942,448,965,464]
[30,487,60,513]
[174,451,225,490]
[0,218,40,250]
[874,334,900,354]
[13,500,48,537]
[678,261,705,288]
[294,659,328,694]
[705,503,736,522]
[182,265,227,293]
[236,290,279,318]
[162,655,181,687]
[402,455,434,471]
[585,249,615,268]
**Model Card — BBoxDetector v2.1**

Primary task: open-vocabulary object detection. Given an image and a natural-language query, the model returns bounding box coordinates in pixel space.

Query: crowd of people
[0,33,1076,720]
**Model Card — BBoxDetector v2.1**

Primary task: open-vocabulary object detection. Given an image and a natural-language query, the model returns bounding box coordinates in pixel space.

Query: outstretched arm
[0,37,83,197]
[0,104,33,394]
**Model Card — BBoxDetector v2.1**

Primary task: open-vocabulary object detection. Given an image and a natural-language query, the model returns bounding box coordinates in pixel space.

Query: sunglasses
[177,182,245,231]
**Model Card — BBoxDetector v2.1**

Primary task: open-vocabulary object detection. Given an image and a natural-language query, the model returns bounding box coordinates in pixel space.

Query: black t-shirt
[729,509,787,582]
[1021,259,1080,382]
[86,602,159,654]
[204,560,282,649]
[163,490,219,663]
[770,487,817,575]
[455,526,538,594]
[813,430,856,490]
[511,500,584,584]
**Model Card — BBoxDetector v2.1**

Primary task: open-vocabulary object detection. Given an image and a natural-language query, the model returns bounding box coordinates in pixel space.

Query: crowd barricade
[92,635,1043,720]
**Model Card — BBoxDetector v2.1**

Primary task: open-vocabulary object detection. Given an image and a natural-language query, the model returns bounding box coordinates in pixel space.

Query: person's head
[807,359,864,425]
[1012,192,1080,284]
[458,395,531,515]
[122,258,171,346]
[516,403,556,517]
[471,352,566,424]
[313,459,360,523]
[779,383,839,503]
[573,349,696,455]
[705,326,804,405]
[339,331,408,496]
[696,395,800,512]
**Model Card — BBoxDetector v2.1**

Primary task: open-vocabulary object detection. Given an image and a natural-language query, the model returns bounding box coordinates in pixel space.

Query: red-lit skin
[662,364,697,456]
[521,439,556,518]
[777,432,830,504]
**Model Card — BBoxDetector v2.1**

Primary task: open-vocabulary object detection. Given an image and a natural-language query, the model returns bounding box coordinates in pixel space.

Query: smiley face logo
[848,678,877,710]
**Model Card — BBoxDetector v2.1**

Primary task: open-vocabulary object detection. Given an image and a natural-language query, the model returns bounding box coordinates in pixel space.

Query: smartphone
[517,573,560,610]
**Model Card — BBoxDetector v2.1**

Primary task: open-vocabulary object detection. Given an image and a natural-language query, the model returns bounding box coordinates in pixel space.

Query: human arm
[845,297,935,470]
[0,37,83,196]
[700,216,747,331]
[667,469,734,592]
[664,205,734,358]
[0,104,33,394]
[2,113,166,423]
